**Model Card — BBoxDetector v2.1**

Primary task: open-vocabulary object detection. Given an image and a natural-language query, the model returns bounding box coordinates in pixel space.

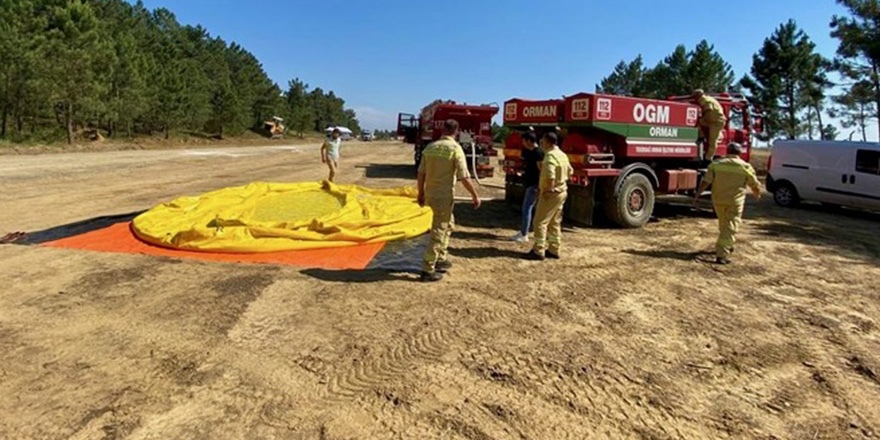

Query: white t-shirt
[324,138,341,160]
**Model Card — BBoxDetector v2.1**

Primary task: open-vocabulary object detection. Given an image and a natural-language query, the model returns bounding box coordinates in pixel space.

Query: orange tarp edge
[41,222,385,270]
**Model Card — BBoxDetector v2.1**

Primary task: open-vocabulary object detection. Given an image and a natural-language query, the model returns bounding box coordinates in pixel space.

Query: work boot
[420,271,444,282]
[435,260,453,273]
[546,251,561,260]
[524,250,545,261]
[716,257,732,265]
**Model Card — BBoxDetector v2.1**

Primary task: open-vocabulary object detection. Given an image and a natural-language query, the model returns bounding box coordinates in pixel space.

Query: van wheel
[773,182,800,208]
[605,173,655,228]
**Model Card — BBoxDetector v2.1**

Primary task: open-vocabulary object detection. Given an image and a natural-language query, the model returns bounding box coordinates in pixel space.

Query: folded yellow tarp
[132,181,432,253]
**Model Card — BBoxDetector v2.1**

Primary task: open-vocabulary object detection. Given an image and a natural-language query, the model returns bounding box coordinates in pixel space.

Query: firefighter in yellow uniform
[693,89,726,161]
[526,133,573,260]
[694,142,762,265]
[417,119,482,282]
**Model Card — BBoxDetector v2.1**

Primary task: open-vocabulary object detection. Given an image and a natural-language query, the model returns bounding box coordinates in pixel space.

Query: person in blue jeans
[510,131,544,243]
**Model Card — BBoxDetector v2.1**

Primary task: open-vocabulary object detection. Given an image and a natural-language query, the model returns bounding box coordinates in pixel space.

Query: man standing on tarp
[417,119,481,282]
[321,128,342,182]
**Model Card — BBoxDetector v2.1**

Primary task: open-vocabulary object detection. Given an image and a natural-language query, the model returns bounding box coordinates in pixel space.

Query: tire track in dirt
[460,346,714,439]
[422,363,605,440]
[326,328,460,399]
[785,305,880,437]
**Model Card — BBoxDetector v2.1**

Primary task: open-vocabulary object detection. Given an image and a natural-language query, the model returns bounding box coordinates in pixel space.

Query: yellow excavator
[264,116,286,139]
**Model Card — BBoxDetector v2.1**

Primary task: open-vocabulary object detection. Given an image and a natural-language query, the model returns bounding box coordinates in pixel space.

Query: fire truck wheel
[606,173,655,228]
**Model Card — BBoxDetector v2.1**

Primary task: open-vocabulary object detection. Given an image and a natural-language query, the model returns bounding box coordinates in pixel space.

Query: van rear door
[849,148,880,209]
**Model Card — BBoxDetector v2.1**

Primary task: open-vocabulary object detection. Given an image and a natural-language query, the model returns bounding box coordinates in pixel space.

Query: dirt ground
[1,141,879,440]
[0,133,325,156]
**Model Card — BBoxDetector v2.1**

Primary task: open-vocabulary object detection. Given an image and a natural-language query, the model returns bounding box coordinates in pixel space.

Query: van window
[856,150,880,175]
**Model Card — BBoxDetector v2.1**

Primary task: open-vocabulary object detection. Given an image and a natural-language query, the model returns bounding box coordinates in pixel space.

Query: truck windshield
[729,108,744,130]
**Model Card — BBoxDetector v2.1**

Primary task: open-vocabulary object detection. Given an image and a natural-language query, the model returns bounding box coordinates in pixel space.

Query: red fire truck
[398,100,499,179]
[502,92,763,227]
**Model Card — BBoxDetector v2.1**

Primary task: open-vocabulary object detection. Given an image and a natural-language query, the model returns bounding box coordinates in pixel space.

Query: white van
[767,140,880,210]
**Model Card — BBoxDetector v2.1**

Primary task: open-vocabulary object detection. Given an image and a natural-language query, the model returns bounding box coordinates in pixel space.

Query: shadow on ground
[300,269,418,283]
[454,199,520,230]
[750,200,880,263]
[449,246,525,260]
[653,201,720,220]
[622,249,715,261]
[456,198,721,231]
[12,211,145,245]
[358,164,416,180]
[453,231,506,242]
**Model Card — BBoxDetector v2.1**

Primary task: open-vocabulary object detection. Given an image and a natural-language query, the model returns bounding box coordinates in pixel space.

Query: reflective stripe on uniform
[423,149,457,159]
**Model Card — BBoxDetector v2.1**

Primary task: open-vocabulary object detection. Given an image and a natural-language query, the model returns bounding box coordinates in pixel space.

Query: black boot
[524,250,545,261]
[420,271,444,282]
[435,260,453,273]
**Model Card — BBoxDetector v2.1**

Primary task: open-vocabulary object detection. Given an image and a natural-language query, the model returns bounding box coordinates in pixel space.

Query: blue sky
[135,0,874,140]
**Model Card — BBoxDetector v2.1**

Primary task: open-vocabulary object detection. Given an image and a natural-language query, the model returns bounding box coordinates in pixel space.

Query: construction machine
[264,116,285,139]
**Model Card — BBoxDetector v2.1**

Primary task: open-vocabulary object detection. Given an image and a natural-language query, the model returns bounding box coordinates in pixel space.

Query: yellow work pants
[532,191,567,256]
[701,119,726,159]
[714,202,744,258]
[422,199,454,273]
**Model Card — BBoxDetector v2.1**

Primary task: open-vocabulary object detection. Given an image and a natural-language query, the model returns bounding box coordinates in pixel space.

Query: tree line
[0,0,360,144]
[596,0,880,142]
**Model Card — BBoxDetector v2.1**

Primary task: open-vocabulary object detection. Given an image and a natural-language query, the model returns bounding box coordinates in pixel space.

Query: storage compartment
[658,169,699,193]
[659,170,680,193]
[564,184,596,226]
[676,169,698,190]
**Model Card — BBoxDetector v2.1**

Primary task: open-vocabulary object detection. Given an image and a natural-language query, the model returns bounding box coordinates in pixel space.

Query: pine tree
[0,0,50,139]
[742,20,828,140]
[831,0,880,137]
[686,40,735,94]
[43,0,111,144]
[831,81,877,141]
[596,56,647,96]
[0,0,360,144]
[285,78,314,137]
[643,46,690,99]
[603,42,735,100]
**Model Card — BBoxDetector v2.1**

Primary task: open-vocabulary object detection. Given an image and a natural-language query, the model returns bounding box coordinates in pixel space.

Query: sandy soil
[0,134,325,156]
[1,141,879,440]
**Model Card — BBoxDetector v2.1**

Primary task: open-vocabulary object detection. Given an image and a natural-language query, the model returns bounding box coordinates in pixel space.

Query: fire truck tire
[605,173,655,228]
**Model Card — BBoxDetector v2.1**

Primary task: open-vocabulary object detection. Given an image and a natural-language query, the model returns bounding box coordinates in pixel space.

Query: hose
[469,139,506,190]
[470,140,482,185]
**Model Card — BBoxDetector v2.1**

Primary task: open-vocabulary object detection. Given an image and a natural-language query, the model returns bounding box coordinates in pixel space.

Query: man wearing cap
[525,132,573,261]
[693,90,726,161]
[418,119,482,282]
[693,142,762,265]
